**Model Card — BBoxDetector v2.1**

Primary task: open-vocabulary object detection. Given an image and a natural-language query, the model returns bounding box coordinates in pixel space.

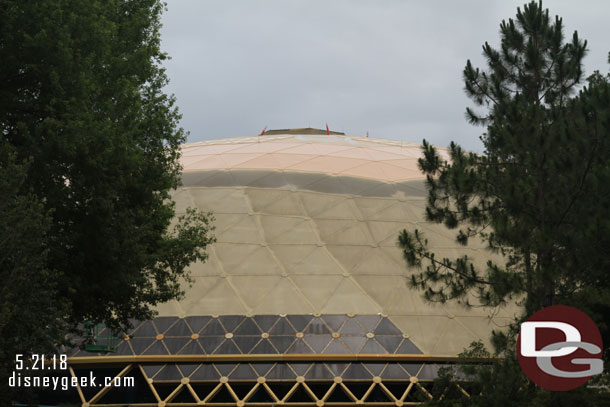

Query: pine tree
[398,0,608,336]
[398,2,610,403]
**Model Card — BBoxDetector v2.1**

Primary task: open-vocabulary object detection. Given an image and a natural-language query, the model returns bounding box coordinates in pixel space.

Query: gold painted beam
[68,353,494,365]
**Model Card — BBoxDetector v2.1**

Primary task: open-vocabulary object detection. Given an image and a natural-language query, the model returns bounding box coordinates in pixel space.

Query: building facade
[51,131,514,406]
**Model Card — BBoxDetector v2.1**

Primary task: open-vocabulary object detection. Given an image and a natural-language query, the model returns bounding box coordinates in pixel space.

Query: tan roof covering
[181,134,450,182]
[157,133,518,355]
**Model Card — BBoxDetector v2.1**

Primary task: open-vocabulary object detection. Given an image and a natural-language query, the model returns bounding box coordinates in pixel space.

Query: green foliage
[0,0,214,337]
[0,144,70,404]
[424,342,610,406]
[399,1,610,402]
[398,0,608,315]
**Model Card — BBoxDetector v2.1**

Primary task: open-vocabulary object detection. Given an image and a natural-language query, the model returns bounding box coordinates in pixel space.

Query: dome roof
[180,134,447,182]
[156,133,516,355]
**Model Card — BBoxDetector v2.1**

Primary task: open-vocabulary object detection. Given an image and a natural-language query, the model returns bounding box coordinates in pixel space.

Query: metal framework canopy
[54,130,514,406]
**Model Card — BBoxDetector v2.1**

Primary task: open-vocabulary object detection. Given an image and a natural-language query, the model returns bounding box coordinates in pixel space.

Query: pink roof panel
[279,143,355,156]
[287,155,369,175]
[227,142,301,154]
[180,134,440,182]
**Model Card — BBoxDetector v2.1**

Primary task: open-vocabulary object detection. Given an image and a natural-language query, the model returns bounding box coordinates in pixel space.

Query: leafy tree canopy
[0,145,70,403]
[0,0,214,336]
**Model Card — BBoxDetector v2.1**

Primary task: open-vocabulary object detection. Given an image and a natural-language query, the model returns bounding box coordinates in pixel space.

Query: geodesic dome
[62,131,516,406]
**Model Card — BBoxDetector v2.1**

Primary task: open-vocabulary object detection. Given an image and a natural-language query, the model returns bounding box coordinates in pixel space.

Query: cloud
[161,0,610,153]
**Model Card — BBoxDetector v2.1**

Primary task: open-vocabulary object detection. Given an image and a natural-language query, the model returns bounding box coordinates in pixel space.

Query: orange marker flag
[259,126,267,136]
[326,123,330,135]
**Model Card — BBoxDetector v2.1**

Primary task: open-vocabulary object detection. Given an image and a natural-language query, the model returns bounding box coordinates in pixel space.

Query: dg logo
[517,305,604,391]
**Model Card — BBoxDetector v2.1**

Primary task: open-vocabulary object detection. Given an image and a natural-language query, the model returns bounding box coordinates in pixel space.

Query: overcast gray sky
[160,1,610,153]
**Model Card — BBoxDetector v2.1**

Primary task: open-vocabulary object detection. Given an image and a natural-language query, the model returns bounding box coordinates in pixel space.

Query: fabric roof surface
[180,134,448,182]
[157,133,518,355]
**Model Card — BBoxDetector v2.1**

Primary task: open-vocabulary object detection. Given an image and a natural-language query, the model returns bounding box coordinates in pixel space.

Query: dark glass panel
[132,320,157,337]
[355,315,381,332]
[200,318,225,335]
[418,364,440,380]
[303,317,331,334]
[142,340,169,355]
[234,317,262,335]
[219,315,245,333]
[288,362,312,377]
[253,315,279,332]
[153,316,178,334]
[199,336,224,353]
[340,318,365,335]
[286,339,314,353]
[185,316,211,334]
[382,364,410,379]
[269,318,296,335]
[115,340,135,355]
[229,363,257,380]
[177,340,205,355]
[375,335,402,353]
[177,363,201,378]
[251,338,279,354]
[305,363,336,380]
[360,339,387,354]
[363,362,387,376]
[340,336,367,353]
[374,318,402,335]
[213,363,238,377]
[233,336,261,354]
[189,364,220,381]
[140,364,165,379]
[163,337,190,354]
[324,362,350,377]
[165,319,192,337]
[266,363,297,380]
[251,362,275,377]
[267,336,294,353]
[322,339,351,354]
[287,315,312,332]
[129,338,155,354]
[342,363,372,380]
[154,364,182,381]
[396,338,423,354]
[401,363,423,377]
[321,315,347,332]
[303,335,331,353]
[213,339,241,354]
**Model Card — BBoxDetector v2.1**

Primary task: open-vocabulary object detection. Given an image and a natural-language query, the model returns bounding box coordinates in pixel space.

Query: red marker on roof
[326,123,330,135]
[259,126,267,136]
